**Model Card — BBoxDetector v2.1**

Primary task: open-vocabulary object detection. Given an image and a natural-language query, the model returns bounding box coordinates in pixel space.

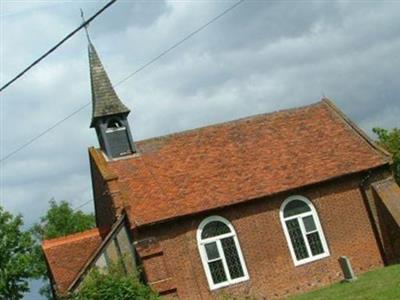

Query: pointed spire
[88,44,130,127]
[81,9,130,128]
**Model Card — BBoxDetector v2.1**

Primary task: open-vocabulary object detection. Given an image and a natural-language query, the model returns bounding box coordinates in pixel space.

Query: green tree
[32,199,95,240]
[32,199,95,299]
[373,127,400,184]
[0,206,40,299]
[68,262,159,300]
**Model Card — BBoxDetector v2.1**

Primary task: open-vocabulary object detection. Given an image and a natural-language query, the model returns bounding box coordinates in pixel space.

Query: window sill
[293,252,330,267]
[209,275,250,291]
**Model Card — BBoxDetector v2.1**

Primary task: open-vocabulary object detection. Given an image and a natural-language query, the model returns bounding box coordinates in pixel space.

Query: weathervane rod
[80,8,92,44]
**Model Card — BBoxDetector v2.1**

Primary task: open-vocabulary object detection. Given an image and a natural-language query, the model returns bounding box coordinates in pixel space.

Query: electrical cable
[0,0,245,163]
[0,0,117,93]
[73,199,93,211]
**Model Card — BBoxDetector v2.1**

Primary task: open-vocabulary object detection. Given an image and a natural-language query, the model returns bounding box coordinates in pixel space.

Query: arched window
[280,196,330,266]
[197,216,249,290]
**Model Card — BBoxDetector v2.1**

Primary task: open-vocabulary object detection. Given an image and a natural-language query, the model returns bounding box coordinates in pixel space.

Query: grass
[288,264,400,300]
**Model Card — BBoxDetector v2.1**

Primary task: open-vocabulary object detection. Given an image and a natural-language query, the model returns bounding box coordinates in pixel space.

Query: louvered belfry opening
[88,42,136,159]
[105,117,134,158]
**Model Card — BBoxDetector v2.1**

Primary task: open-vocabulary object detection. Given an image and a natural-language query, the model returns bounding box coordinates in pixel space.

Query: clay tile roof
[101,99,390,226]
[42,228,103,295]
[88,42,130,127]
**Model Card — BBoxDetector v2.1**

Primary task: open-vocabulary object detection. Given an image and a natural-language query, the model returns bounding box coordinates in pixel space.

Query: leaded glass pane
[221,237,244,279]
[286,219,309,260]
[205,242,219,260]
[307,232,324,255]
[201,221,231,239]
[208,260,227,284]
[303,215,317,233]
[284,200,311,217]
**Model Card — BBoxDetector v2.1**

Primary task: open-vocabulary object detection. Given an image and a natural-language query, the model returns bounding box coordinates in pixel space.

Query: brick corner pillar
[135,237,178,298]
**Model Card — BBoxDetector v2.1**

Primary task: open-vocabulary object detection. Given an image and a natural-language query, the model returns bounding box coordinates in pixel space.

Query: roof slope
[42,228,103,295]
[102,99,390,226]
[88,43,130,127]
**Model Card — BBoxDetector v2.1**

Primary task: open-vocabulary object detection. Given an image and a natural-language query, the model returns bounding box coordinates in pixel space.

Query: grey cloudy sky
[1,0,399,299]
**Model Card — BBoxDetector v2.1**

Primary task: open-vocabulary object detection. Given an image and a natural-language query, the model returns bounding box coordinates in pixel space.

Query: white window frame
[197,216,249,290]
[280,195,330,266]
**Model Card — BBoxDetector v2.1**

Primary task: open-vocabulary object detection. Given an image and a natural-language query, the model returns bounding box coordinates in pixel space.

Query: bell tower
[88,42,136,159]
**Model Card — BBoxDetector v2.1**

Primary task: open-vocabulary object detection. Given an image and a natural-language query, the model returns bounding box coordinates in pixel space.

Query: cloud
[2,0,400,219]
[1,1,400,297]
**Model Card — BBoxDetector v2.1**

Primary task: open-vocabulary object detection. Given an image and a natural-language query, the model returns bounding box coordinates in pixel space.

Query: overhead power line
[73,199,93,211]
[115,0,245,86]
[0,0,117,93]
[0,0,246,163]
[0,103,90,162]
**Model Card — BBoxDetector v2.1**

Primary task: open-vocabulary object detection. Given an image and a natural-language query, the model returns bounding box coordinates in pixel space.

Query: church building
[42,41,400,299]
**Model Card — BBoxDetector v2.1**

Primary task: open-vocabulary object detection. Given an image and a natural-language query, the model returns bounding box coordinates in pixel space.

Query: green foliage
[68,262,159,300]
[373,127,400,184]
[31,199,95,241]
[0,206,41,299]
[31,199,95,299]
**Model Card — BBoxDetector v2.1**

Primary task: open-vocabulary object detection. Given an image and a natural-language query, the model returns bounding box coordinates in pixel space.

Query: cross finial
[80,8,92,44]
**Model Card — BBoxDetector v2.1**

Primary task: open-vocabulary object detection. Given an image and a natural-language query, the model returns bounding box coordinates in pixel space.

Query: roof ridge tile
[42,228,100,249]
[134,100,323,147]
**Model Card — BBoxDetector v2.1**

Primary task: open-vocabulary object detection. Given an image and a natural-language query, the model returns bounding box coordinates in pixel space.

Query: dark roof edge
[132,163,390,229]
[67,214,127,294]
[321,97,392,162]
[43,251,58,299]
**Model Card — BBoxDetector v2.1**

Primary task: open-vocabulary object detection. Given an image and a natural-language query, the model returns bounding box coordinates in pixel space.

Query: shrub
[68,263,159,300]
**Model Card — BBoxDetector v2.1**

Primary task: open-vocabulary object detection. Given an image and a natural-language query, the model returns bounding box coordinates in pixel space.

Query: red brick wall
[374,193,400,264]
[89,149,117,229]
[135,174,384,299]
[135,238,178,297]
